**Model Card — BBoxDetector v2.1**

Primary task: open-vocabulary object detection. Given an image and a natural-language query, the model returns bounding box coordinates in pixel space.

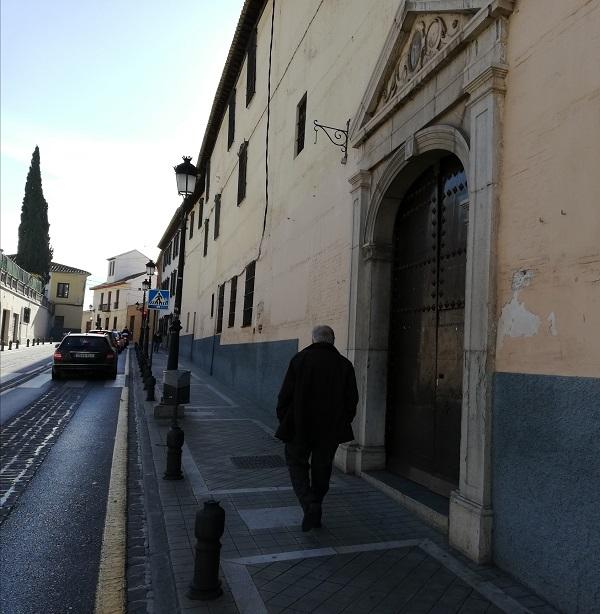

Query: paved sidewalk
[129,348,557,614]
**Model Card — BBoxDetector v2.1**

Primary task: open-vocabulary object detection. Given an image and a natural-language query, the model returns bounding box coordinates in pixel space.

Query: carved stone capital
[465,64,508,104]
[349,170,372,193]
[361,243,393,262]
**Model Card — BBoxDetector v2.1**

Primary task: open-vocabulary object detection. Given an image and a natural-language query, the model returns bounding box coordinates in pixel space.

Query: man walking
[276,325,358,531]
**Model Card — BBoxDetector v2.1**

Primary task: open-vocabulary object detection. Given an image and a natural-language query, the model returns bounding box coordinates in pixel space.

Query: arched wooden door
[386,155,468,495]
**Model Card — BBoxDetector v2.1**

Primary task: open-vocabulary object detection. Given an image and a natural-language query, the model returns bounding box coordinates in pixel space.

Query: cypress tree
[16,146,53,283]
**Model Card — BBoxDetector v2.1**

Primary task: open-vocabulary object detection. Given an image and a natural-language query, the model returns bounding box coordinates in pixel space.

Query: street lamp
[162,155,196,481]
[140,277,150,350]
[143,260,156,359]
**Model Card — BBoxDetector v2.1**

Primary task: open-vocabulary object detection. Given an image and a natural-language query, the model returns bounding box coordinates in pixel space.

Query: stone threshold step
[361,469,449,533]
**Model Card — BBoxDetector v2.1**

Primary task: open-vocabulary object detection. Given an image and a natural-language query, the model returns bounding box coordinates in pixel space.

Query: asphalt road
[0,350,126,614]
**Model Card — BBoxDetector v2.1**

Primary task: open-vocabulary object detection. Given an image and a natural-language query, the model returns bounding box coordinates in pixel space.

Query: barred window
[242,261,255,327]
[216,284,225,334]
[237,141,248,205]
[214,194,221,239]
[57,282,70,298]
[246,28,257,106]
[296,93,307,156]
[227,89,236,150]
[228,276,237,328]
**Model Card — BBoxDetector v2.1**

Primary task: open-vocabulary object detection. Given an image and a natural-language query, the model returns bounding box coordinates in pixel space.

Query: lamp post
[143,260,156,360]
[140,277,150,352]
[162,155,196,481]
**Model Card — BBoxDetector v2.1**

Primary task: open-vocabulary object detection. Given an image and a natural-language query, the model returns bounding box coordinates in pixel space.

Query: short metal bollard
[0,341,4,351]
[187,500,225,601]
[163,416,185,480]
[146,376,156,401]
[15,340,20,349]
[8,341,12,350]
[27,339,30,347]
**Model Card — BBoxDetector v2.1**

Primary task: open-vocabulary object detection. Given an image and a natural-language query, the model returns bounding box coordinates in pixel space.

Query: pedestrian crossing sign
[148,289,169,310]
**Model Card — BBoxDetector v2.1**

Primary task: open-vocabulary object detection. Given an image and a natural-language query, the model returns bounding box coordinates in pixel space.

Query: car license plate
[74,352,95,358]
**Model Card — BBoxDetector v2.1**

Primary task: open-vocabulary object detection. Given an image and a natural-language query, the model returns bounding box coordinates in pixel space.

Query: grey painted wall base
[492,372,600,614]
[179,334,298,412]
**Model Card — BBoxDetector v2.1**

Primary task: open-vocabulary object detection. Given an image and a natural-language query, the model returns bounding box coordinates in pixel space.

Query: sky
[0,0,242,305]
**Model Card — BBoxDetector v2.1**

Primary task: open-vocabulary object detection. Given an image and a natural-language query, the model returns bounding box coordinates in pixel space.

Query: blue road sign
[148,289,169,310]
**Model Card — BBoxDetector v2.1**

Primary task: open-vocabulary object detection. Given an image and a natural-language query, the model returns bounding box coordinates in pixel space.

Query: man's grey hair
[312,325,335,344]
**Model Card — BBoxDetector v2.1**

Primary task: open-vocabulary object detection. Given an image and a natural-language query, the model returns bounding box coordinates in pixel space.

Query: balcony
[99,303,111,312]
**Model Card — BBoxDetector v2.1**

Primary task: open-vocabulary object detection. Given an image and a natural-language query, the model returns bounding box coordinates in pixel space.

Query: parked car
[89,329,123,353]
[52,333,118,380]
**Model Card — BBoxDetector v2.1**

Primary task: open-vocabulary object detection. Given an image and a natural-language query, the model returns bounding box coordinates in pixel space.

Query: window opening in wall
[296,93,307,156]
[198,198,204,228]
[192,311,196,335]
[173,232,179,258]
[228,276,237,328]
[242,261,255,327]
[214,195,221,239]
[108,291,112,309]
[108,260,115,276]
[204,219,209,256]
[100,292,104,307]
[186,312,190,333]
[216,284,225,334]
[211,293,214,318]
[189,211,195,239]
[246,28,257,106]
[114,289,120,309]
[228,89,236,149]
[105,317,109,329]
[170,270,177,297]
[205,159,211,200]
[113,316,117,329]
[129,315,135,331]
[238,141,248,205]
[23,307,31,324]
[57,282,70,298]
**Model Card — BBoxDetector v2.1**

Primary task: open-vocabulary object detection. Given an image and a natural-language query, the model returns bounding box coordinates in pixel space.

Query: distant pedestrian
[153,332,162,352]
[276,325,358,531]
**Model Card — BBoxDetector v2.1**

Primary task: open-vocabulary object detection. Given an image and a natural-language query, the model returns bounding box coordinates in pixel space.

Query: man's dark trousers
[284,441,338,510]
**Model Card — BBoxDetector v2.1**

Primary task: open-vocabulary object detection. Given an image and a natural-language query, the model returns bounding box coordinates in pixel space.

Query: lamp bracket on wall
[313,118,350,164]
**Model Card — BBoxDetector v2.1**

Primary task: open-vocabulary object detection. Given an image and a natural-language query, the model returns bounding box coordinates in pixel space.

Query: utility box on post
[162,369,190,405]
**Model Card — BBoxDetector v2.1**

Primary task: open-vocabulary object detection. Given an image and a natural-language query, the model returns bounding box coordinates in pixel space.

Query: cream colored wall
[182,0,398,353]
[495,0,600,377]
[50,271,88,330]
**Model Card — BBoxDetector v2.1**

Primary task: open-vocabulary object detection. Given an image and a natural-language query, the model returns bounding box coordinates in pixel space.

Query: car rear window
[61,337,110,351]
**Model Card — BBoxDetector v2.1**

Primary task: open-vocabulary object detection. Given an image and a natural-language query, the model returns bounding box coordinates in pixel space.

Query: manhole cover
[230,455,286,469]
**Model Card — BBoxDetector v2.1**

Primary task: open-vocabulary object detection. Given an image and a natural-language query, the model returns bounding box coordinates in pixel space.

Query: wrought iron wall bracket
[313,118,350,164]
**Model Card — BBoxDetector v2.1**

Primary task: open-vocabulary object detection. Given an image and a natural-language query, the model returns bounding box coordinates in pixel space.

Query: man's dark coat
[276,342,358,445]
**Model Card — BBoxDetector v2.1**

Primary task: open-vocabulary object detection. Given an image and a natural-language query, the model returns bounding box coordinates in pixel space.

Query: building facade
[159,2,599,611]
[89,250,151,332]
[47,262,90,338]
[0,253,51,344]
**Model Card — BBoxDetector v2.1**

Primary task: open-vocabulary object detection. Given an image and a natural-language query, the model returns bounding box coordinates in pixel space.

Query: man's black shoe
[302,503,322,531]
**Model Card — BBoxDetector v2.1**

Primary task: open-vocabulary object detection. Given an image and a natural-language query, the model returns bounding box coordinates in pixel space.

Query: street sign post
[148,289,170,310]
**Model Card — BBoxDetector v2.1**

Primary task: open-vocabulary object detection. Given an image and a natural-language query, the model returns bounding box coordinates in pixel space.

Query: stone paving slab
[132,351,559,614]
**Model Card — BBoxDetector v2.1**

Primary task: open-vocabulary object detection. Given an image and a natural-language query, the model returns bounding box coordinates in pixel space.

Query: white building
[156,2,600,611]
[89,249,151,332]
[1,252,51,344]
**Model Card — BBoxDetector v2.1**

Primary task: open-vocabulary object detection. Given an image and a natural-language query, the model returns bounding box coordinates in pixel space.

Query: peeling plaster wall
[495,0,600,378]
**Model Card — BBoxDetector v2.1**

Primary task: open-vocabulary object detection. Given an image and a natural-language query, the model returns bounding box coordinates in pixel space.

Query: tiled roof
[90,271,145,290]
[50,261,91,276]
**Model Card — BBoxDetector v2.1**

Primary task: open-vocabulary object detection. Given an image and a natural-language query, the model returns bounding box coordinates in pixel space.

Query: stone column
[336,170,391,475]
[449,62,508,564]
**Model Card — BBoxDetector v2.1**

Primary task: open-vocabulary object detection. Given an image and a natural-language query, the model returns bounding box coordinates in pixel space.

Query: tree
[16,146,53,283]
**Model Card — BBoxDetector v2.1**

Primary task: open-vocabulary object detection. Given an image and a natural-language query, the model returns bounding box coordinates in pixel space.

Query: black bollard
[163,414,184,480]
[8,341,12,350]
[27,339,30,347]
[187,500,225,600]
[0,341,4,351]
[15,340,19,349]
[146,376,156,401]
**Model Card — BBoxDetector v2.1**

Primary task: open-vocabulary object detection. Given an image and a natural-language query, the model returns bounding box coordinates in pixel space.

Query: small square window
[57,282,70,298]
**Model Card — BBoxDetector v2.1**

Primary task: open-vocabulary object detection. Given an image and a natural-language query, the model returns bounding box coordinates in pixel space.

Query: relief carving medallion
[378,15,464,110]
